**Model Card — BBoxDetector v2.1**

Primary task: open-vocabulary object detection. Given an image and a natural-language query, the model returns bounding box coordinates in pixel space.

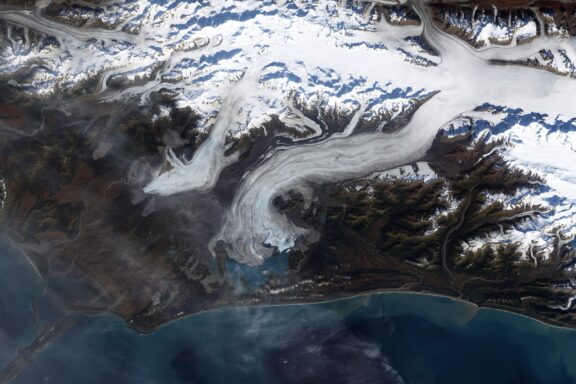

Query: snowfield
[445,105,576,262]
[2,0,576,265]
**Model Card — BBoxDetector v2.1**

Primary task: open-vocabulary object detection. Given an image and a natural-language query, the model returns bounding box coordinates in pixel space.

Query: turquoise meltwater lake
[2,238,576,384]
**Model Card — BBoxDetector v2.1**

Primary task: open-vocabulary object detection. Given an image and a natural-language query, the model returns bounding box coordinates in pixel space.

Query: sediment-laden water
[1,239,575,384]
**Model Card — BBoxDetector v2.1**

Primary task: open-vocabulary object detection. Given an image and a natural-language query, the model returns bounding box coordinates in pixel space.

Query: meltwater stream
[1,238,576,384]
[212,0,576,265]
[3,2,576,382]
[3,1,576,266]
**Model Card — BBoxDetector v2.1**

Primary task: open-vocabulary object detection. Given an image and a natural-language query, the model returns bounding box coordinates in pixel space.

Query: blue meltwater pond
[1,238,576,384]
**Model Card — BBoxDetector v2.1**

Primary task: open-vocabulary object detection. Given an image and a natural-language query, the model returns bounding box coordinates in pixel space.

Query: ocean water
[1,239,576,384]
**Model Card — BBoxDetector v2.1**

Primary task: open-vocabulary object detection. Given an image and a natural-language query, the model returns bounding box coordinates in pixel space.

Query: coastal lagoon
[1,239,576,384]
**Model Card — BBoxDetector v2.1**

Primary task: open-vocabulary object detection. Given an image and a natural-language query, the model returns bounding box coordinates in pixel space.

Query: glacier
[2,0,576,267]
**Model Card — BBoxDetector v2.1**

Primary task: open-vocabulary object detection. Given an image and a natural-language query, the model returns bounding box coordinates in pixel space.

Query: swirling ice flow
[4,2,576,265]
[214,2,576,265]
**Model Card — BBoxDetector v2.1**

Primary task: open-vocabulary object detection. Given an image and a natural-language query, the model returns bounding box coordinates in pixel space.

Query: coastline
[3,233,574,337]
[123,288,576,336]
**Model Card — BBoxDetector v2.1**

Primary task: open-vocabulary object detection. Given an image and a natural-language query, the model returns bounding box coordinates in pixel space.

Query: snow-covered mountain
[0,0,437,130]
[2,0,576,270]
[440,105,576,265]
